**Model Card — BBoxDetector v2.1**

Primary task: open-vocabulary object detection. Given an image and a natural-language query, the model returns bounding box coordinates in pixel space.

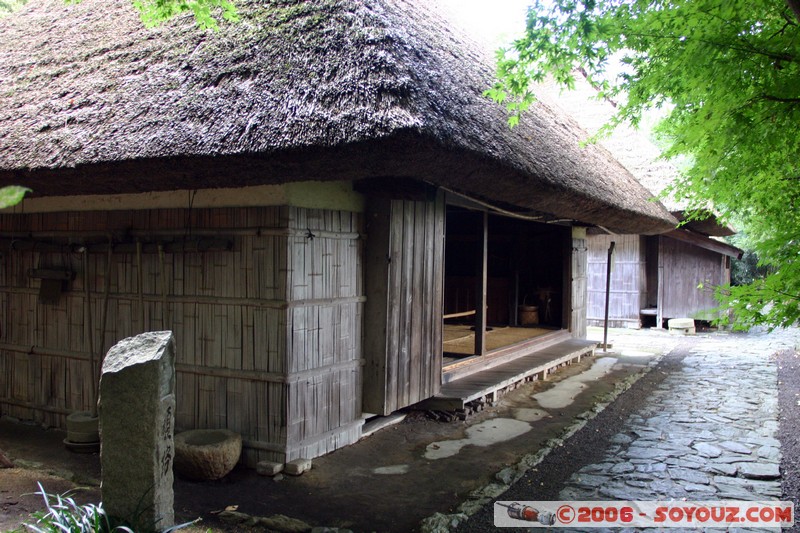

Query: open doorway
[442,206,568,367]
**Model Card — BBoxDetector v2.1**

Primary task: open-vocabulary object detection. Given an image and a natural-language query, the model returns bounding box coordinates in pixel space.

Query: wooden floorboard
[432,338,597,407]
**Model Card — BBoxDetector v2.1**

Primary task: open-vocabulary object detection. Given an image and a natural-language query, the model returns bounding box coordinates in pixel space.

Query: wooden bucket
[518,305,539,326]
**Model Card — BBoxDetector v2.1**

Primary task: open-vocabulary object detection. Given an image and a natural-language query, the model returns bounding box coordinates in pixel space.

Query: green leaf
[0,186,30,209]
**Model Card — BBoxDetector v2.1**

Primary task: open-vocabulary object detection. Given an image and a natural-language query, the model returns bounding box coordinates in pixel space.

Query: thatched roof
[0,0,676,234]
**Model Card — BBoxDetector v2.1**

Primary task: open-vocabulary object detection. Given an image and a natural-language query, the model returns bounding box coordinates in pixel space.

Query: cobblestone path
[558,330,800,531]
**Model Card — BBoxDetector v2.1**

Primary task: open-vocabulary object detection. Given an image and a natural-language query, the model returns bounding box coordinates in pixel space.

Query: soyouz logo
[493,501,795,528]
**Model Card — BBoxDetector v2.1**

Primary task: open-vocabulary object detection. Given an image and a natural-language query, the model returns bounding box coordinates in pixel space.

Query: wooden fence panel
[587,234,646,326]
[362,193,444,415]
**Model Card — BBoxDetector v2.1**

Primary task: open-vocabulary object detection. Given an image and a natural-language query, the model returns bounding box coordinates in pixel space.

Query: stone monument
[99,331,176,531]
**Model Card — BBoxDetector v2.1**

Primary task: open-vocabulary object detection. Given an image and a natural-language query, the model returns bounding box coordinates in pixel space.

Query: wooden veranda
[423,332,596,410]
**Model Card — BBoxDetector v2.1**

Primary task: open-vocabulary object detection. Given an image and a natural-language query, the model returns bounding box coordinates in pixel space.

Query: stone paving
[559,328,800,531]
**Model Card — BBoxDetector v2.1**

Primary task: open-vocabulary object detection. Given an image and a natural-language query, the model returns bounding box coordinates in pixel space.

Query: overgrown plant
[22,483,133,533]
[22,483,200,533]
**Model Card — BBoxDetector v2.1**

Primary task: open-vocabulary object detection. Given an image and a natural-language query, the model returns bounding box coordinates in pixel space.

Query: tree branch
[760,94,800,103]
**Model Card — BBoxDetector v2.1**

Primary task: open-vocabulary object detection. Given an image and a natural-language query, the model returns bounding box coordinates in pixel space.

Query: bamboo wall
[0,205,364,465]
[363,194,445,415]
[587,234,647,327]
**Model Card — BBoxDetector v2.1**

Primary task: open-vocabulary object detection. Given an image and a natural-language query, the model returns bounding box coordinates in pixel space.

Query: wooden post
[603,241,615,353]
[511,234,520,326]
[657,237,665,329]
[474,211,488,356]
[82,249,97,418]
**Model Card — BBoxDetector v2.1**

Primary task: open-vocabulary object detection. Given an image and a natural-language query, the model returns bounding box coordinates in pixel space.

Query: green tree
[0,0,26,16]
[130,0,237,29]
[488,0,800,330]
[0,0,237,28]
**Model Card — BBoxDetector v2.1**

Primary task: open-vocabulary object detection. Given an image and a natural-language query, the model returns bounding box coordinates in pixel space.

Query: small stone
[610,463,635,475]
[636,462,667,474]
[716,484,757,499]
[285,458,312,476]
[610,433,633,445]
[684,483,716,493]
[257,461,284,476]
[666,458,705,471]
[625,447,669,460]
[719,441,752,455]
[714,455,756,464]
[693,442,722,458]
[743,436,781,448]
[258,514,312,532]
[573,474,611,489]
[756,446,781,461]
[736,462,780,480]
[219,510,253,524]
[706,463,738,477]
[495,467,517,485]
[580,462,616,473]
[668,467,710,485]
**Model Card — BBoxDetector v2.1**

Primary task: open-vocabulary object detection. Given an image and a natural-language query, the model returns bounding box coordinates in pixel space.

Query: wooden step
[420,338,597,411]
[442,329,572,384]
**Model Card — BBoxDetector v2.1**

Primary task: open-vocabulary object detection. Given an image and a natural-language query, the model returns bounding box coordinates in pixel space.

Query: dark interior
[442,206,568,359]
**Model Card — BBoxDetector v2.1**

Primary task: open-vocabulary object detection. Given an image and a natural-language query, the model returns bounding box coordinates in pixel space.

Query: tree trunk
[788,0,800,24]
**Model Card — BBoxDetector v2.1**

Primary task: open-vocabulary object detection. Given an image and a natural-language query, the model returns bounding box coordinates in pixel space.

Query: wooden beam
[354,177,437,201]
[510,234,520,326]
[666,229,743,259]
[443,309,476,320]
[474,211,488,356]
[657,236,665,329]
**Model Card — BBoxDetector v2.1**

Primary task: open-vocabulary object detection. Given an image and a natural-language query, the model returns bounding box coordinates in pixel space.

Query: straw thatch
[0,0,676,234]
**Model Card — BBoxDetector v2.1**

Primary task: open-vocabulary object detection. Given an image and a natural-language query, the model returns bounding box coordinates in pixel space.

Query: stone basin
[667,317,696,335]
[173,429,242,481]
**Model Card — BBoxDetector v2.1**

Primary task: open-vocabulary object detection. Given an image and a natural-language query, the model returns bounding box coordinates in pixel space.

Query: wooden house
[0,0,675,465]
[537,78,742,329]
[587,223,742,329]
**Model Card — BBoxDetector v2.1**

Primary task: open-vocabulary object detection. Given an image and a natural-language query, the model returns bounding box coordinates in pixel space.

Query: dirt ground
[777,348,800,533]
[0,328,675,532]
[0,419,101,532]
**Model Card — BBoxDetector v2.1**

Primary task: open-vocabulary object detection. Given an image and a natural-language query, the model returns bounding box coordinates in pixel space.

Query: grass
[19,483,133,533]
[18,483,203,533]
